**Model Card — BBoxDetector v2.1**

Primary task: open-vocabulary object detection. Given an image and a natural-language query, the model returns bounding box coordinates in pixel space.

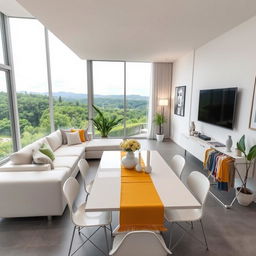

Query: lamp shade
[158,99,169,106]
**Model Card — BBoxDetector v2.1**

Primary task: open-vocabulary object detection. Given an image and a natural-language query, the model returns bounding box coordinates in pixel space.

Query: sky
[6,18,151,96]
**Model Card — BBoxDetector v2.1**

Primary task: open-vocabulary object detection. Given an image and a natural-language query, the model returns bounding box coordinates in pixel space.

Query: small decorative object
[120,139,141,169]
[145,151,152,174]
[236,135,256,206]
[235,148,242,157]
[153,113,166,142]
[135,152,142,172]
[174,86,186,116]
[225,135,233,152]
[189,121,195,136]
[249,77,256,130]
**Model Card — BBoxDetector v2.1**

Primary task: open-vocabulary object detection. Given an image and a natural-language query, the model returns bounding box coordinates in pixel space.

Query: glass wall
[92,61,151,138]
[126,62,151,137]
[9,18,50,147]
[0,13,152,163]
[48,32,88,130]
[0,72,13,160]
[92,61,125,137]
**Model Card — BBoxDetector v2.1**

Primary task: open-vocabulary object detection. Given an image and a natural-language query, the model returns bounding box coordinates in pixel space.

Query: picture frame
[249,77,256,130]
[174,86,186,116]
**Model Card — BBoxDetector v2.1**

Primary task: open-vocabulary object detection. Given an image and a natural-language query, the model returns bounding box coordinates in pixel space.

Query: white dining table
[86,150,201,212]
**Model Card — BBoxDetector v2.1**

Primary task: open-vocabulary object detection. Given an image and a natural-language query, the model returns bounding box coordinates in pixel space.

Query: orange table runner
[118,151,166,232]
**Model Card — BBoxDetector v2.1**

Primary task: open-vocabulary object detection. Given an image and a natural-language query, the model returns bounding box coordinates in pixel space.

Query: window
[92,61,151,138]
[92,61,125,137]
[48,32,88,130]
[126,62,151,137]
[0,72,13,160]
[9,18,50,147]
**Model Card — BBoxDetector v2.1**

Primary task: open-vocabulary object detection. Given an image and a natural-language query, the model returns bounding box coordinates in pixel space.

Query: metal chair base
[68,224,112,256]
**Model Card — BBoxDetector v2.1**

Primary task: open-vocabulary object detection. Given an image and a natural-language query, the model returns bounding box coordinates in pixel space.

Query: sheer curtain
[147,63,172,139]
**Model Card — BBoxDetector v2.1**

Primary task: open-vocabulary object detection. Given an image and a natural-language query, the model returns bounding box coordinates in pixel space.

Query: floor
[0,139,256,256]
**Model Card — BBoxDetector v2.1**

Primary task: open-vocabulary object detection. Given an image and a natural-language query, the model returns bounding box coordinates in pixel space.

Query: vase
[226,135,233,152]
[189,121,195,136]
[122,151,138,169]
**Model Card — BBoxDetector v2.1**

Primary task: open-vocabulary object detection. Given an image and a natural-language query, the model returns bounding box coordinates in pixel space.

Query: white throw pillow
[66,131,82,146]
[10,138,46,164]
[46,130,62,151]
[32,150,54,169]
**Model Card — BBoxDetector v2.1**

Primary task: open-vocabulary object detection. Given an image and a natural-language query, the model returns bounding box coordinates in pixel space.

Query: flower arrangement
[120,139,141,152]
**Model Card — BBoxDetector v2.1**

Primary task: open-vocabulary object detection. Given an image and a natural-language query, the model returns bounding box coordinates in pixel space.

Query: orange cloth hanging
[118,151,166,232]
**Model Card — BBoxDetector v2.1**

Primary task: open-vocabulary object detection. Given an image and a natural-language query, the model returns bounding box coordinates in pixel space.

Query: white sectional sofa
[0,130,122,218]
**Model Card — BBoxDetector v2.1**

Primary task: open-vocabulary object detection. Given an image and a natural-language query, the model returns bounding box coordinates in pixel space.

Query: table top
[86,150,201,212]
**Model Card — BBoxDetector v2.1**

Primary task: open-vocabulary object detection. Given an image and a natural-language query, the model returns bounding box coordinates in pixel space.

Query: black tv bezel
[197,87,238,130]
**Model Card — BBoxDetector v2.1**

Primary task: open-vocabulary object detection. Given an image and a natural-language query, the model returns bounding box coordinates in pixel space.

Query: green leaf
[247,145,256,161]
[236,135,246,154]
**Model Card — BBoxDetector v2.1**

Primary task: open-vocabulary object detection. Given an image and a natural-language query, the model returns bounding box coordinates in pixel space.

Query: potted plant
[153,113,166,142]
[91,105,123,138]
[236,135,256,206]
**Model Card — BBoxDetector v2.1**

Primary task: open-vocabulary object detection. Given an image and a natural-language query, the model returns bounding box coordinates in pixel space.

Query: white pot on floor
[236,187,254,206]
[156,134,164,142]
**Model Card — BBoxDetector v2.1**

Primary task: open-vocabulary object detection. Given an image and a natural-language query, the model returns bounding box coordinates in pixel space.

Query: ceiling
[2,0,256,61]
[0,0,32,17]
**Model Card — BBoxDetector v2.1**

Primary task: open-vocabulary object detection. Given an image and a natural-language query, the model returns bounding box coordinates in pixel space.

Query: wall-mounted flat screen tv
[198,87,238,129]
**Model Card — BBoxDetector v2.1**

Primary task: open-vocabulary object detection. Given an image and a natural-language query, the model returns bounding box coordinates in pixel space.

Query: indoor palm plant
[236,135,256,206]
[91,105,123,138]
[153,112,166,142]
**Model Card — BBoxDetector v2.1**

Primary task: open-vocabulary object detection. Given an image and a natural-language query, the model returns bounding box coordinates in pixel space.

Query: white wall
[171,51,194,144]
[171,15,256,189]
[171,15,256,149]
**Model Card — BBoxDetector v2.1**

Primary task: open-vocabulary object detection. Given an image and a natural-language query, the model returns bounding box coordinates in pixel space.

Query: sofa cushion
[71,129,86,142]
[9,138,46,164]
[33,150,54,169]
[60,129,71,144]
[46,130,62,151]
[66,131,82,146]
[53,156,79,169]
[85,139,122,151]
[0,162,51,172]
[54,144,86,157]
[39,143,55,161]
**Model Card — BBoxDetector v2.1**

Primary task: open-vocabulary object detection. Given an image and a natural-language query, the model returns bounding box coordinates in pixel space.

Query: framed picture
[249,77,256,130]
[174,86,186,116]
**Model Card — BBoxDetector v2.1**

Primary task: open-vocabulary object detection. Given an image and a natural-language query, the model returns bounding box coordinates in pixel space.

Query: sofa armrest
[0,162,51,172]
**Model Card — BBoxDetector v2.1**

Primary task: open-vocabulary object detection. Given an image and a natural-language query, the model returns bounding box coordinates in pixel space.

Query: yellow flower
[120,139,141,152]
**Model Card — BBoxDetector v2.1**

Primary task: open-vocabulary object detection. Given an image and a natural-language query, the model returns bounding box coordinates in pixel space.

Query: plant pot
[236,187,254,206]
[156,134,164,142]
[122,151,138,169]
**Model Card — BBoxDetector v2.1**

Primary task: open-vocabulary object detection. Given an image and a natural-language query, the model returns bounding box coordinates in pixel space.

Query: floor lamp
[158,98,169,117]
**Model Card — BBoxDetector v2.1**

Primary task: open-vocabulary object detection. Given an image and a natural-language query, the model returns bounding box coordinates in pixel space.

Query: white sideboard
[180,133,254,179]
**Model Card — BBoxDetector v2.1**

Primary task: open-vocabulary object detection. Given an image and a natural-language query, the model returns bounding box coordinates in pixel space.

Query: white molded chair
[109,231,172,256]
[170,155,185,179]
[63,177,112,256]
[165,171,210,250]
[78,159,94,201]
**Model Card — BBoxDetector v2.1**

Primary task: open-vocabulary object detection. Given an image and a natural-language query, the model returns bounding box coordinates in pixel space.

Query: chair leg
[78,227,81,235]
[109,224,113,237]
[191,221,194,230]
[103,226,109,253]
[199,220,209,250]
[168,222,173,249]
[68,226,76,256]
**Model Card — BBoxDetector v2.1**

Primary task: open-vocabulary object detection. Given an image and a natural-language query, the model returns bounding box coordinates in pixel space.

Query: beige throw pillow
[32,149,54,169]
[66,131,82,146]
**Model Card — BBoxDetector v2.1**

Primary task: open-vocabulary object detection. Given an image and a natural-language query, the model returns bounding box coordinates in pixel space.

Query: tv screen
[198,88,237,129]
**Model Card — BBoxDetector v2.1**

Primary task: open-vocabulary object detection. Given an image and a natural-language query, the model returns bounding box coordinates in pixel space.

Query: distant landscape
[0,91,149,159]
